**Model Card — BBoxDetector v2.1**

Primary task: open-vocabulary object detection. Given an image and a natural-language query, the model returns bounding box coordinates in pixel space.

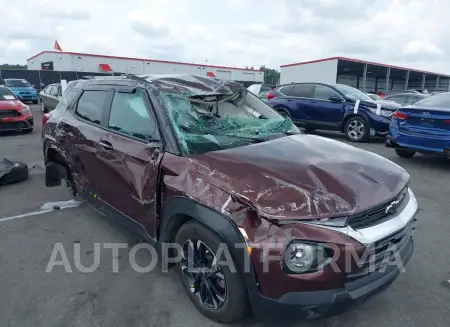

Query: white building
[280,57,450,93]
[26,51,264,83]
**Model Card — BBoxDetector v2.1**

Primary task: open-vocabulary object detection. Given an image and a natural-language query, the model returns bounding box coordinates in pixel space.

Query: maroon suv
[42,75,419,323]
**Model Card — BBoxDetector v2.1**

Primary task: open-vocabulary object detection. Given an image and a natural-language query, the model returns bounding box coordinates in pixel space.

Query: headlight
[369,108,392,117]
[20,106,31,115]
[283,242,333,273]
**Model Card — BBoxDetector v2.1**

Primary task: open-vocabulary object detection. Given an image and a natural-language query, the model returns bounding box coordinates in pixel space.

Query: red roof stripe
[27,51,264,72]
[280,56,450,77]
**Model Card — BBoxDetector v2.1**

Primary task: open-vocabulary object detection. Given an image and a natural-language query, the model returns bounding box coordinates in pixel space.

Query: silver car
[39,83,62,113]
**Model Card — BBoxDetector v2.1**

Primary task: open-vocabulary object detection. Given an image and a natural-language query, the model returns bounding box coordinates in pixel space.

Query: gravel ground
[0,105,449,327]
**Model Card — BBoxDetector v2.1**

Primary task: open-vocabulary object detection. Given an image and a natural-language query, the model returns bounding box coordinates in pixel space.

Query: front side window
[158,88,301,156]
[108,89,158,141]
[5,79,31,87]
[75,90,108,124]
[314,85,340,101]
[334,84,372,102]
[49,86,59,96]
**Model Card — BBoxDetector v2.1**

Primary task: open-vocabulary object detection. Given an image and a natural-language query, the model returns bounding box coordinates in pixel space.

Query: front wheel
[175,221,250,323]
[344,116,369,142]
[395,149,416,158]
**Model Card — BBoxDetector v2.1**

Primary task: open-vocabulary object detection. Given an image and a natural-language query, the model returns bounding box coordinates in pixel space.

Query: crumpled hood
[188,134,410,220]
[0,100,24,110]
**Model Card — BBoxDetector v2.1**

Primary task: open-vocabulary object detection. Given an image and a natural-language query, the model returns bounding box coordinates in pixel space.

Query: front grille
[0,110,21,118]
[346,216,417,282]
[0,122,20,131]
[348,188,409,229]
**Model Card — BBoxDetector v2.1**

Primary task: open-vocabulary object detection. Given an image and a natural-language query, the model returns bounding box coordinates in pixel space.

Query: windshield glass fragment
[158,89,300,155]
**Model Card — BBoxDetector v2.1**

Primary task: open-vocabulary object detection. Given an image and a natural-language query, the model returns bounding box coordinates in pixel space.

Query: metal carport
[336,57,450,93]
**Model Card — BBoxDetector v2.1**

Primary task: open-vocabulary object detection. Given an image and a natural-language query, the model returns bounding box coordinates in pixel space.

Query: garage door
[215,70,232,80]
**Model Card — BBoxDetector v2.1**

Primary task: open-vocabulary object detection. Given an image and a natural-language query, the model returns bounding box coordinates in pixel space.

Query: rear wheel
[175,221,249,323]
[344,116,369,142]
[395,149,416,158]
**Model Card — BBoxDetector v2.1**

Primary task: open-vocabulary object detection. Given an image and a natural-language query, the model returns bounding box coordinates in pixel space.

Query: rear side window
[108,89,158,141]
[75,90,108,124]
[290,84,315,98]
[314,85,340,101]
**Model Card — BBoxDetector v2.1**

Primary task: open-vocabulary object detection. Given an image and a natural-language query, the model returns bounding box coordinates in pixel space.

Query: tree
[0,64,27,70]
[259,65,280,85]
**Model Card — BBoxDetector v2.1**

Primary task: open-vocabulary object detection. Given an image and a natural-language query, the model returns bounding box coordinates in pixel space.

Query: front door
[308,84,345,128]
[94,87,162,238]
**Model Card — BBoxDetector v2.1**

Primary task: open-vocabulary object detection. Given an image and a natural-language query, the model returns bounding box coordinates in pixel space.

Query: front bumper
[249,237,414,322]
[249,188,418,323]
[368,114,392,136]
[13,92,38,101]
[0,116,33,131]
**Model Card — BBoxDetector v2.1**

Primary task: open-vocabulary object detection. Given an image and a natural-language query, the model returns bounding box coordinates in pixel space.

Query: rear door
[94,86,162,237]
[42,86,54,108]
[64,86,112,193]
[397,95,450,137]
[279,84,315,122]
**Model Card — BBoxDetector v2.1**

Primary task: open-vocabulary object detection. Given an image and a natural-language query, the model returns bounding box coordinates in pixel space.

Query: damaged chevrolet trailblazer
[42,74,419,323]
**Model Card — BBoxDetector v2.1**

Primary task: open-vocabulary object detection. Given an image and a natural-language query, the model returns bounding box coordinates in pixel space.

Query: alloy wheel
[347,120,365,140]
[181,239,227,310]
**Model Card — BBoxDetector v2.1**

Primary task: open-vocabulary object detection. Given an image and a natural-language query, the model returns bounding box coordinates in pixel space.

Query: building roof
[26,51,264,72]
[280,56,450,77]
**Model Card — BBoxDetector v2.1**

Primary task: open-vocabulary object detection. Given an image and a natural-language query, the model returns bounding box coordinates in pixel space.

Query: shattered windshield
[159,89,301,155]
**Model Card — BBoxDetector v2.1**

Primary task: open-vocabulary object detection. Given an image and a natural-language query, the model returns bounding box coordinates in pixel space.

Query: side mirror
[329,95,343,102]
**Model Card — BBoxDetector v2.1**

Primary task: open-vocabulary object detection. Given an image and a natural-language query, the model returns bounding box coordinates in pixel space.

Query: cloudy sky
[0,0,448,73]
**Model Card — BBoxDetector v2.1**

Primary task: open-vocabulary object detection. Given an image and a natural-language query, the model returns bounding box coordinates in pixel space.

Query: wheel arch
[341,112,370,132]
[158,196,259,293]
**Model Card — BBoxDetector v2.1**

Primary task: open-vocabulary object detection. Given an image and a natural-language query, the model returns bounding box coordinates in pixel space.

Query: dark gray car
[39,83,62,113]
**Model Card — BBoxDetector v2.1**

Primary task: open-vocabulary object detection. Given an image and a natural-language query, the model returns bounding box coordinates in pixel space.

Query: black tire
[175,221,250,323]
[344,116,369,142]
[0,161,29,186]
[32,100,38,104]
[23,128,33,133]
[395,149,416,158]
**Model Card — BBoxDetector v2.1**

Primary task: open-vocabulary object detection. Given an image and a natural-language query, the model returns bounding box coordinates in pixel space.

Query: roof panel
[26,51,263,72]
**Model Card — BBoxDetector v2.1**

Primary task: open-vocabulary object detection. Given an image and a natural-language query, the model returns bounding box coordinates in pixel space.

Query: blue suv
[3,78,39,104]
[266,83,400,142]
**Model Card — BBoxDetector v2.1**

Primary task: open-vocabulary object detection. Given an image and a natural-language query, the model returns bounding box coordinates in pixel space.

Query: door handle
[98,140,113,150]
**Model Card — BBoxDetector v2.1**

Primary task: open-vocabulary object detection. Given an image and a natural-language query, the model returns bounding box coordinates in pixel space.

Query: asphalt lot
[1,104,450,327]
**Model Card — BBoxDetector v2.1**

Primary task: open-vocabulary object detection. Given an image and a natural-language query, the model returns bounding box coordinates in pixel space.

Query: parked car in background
[386,90,421,96]
[383,93,428,106]
[247,83,275,98]
[367,93,382,101]
[387,92,450,158]
[0,86,33,133]
[42,74,418,324]
[2,78,39,104]
[267,82,399,142]
[39,83,62,113]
